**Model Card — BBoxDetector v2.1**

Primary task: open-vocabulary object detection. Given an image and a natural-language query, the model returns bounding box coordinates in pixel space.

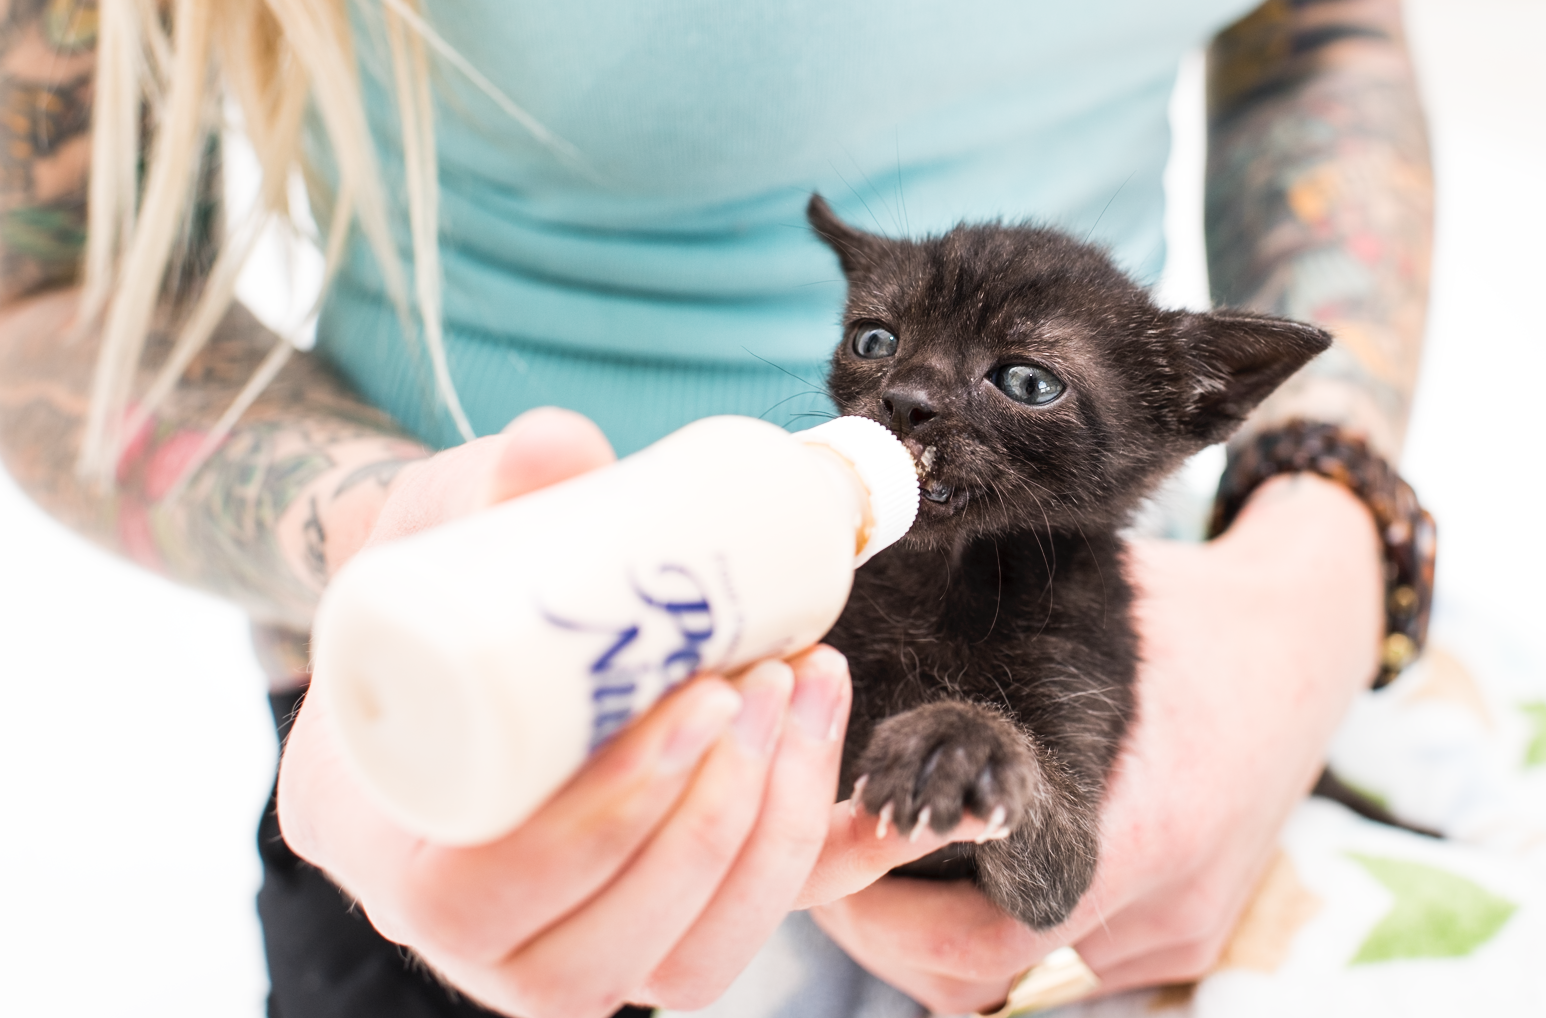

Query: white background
[1,2,1542,1013]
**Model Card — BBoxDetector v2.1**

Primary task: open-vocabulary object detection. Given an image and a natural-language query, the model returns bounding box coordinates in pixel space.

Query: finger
[794,805,992,908]
[794,797,997,910]
[275,681,420,907]
[485,406,616,505]
[809,877,1047,1014]
[641,645,852,1008]
[1077,936,1224,998]
[343,676,742,960]
[457,659,795,1016]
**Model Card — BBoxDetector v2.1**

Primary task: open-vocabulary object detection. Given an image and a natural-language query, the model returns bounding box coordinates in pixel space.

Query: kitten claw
[909,805,932,843]
[850,775,868,818]
[876,801,894,840]
[975,804,1010,843]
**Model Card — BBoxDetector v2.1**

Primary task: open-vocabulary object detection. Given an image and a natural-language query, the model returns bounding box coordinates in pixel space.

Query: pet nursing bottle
[311,415,919,845]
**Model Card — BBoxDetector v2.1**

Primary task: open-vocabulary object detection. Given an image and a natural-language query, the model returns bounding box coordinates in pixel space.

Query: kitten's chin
[900,486,972,547]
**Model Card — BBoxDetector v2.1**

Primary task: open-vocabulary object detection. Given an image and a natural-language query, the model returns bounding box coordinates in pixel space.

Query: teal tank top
[314,0,1257,455]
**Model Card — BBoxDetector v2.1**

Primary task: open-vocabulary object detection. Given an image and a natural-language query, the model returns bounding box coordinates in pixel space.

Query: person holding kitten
[0,0,1428,1016]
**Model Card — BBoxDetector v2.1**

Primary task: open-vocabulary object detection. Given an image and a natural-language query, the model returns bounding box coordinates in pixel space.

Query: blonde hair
[78,0,487,487]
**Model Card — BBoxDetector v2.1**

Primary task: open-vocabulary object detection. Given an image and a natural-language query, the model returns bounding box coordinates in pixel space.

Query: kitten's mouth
[907,443,968,515]
[920,482,969,516]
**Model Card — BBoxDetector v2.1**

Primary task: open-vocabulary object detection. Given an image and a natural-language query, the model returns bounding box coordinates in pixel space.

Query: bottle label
[544,562,723,749]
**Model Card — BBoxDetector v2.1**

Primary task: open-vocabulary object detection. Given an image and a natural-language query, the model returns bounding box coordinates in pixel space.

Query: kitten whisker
[991,664,1014,708]
[741,347,825,387]
[1084,170,1137,244]
[855,586,906,628]
[839,142,905,237]
[970,534,1006,645]
[756,388,832,422]
[990,477,1060,636]
[828,159,889,239]
[1047,685,1123,709]
[1072,517,1110,630]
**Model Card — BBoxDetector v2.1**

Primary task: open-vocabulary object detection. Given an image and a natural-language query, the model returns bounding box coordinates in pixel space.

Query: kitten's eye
[994,364,1065,406]
[851,326,898,359]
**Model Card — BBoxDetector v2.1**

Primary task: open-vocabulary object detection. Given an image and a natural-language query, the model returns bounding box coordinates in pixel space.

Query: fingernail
[790,646,847,742]
[660,683,742,773]
[733,660,794,756]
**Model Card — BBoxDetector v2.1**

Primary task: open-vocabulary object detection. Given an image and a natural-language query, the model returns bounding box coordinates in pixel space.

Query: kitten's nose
[882,388,937,433]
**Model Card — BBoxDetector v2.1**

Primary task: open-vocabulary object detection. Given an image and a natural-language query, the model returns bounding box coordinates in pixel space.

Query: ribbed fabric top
[313,0,1257,455]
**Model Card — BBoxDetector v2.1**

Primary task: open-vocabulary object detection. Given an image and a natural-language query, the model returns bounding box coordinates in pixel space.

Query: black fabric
[259,689,654,1018]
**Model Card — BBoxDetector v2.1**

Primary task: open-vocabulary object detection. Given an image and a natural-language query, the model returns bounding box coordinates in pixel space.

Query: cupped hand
[278,407,984,1016]
[806,473,1385,1013]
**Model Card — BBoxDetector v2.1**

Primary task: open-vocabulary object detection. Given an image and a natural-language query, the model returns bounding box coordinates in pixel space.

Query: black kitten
[809,195,1330,929]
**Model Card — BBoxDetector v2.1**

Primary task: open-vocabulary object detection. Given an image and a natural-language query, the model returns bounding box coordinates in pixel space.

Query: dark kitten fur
[808,195,1330,929]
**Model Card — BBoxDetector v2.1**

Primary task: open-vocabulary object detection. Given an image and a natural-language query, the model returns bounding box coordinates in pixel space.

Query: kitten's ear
[808,193,884,276]
[1176,310,1332,443]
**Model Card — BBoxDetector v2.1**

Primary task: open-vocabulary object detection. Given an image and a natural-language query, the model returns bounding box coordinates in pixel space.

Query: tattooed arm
[1207,0,1432,459]
[0,2,428,643]
[0,0,94,301]
[0,292,430,628]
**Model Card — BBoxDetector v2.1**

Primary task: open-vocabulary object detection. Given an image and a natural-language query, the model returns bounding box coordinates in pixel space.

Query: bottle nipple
[796,416,920,566]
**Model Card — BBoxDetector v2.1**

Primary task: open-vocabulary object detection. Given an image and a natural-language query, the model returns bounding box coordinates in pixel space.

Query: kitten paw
[855,700,1037,840]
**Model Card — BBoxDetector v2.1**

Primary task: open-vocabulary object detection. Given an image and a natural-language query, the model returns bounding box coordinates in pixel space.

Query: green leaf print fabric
[1521,702,1546,768]
[1347,855,1517,964]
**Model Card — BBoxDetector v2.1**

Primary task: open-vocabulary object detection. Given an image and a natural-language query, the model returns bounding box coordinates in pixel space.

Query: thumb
[366,409,615,548]
[483,406,617,506]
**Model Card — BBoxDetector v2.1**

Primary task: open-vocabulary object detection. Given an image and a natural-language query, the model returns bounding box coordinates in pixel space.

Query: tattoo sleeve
[1206,0,1433,458]
[0,0,96,302]
[0,1,430,640]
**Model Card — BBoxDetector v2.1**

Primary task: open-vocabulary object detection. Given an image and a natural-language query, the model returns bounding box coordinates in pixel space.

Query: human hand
[808,473,1384,1013]
[321,404,618,567]
[278,407,983,1016]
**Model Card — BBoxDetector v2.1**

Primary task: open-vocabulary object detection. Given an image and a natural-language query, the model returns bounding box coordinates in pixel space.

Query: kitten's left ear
[808,194,886,276]
[1176,310,1333,443]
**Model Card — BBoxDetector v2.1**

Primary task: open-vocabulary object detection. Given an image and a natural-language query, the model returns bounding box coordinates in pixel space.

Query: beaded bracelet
[1208,420,1437,689]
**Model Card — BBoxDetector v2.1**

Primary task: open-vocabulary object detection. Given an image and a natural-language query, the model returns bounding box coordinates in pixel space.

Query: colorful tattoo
[1206,0,1433,457]
[2,291,429,631]
[0,0,98,301]
[332,456,418,499]
[0,0,430,643]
